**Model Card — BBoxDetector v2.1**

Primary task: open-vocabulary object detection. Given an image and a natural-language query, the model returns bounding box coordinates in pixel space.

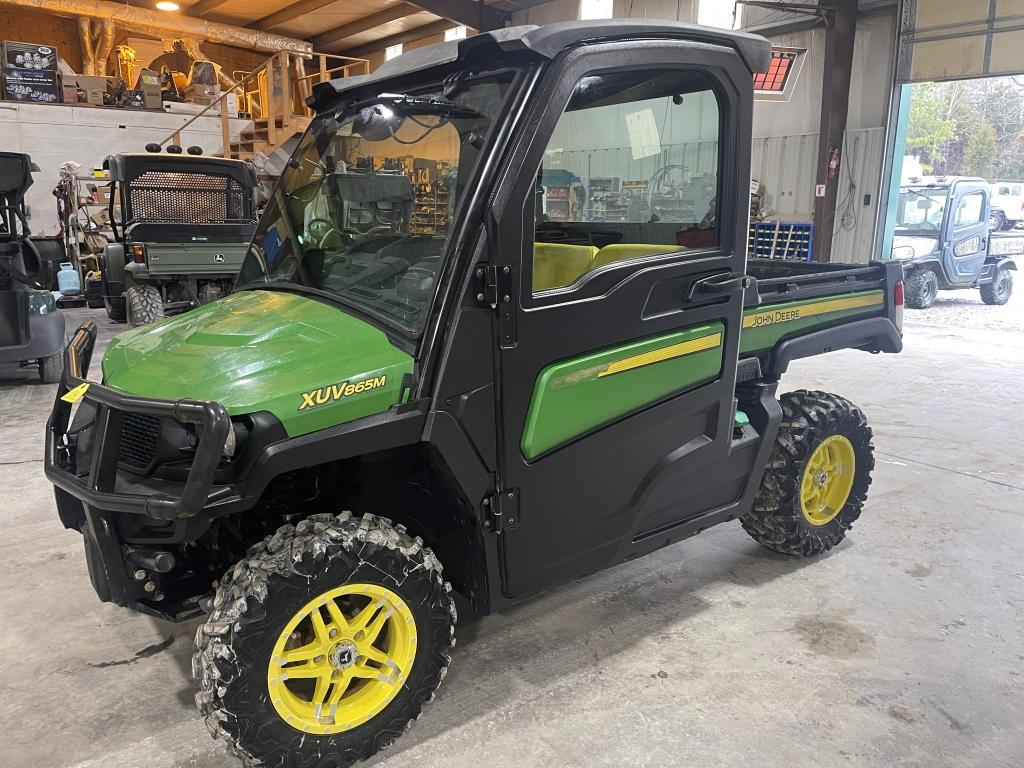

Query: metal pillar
[876,83,912,261]
[811,0,857,262]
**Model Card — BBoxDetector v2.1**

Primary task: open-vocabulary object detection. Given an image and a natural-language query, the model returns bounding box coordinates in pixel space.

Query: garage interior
[1,1,1022,767]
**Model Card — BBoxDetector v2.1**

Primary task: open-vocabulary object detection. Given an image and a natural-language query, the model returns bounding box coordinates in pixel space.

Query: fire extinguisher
[827,147,840,179]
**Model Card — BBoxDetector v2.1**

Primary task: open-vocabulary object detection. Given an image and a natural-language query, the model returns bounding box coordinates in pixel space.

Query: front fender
[906,255,942,269]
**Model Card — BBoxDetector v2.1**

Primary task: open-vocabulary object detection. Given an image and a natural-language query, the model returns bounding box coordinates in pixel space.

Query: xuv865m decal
[299,375,388,411]
[521,324,724,460]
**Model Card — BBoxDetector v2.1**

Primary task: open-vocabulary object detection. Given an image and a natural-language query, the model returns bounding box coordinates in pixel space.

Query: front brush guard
[44,321,230,521]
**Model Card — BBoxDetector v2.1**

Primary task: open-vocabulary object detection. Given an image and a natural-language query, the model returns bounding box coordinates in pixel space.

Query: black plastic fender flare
[767,317,903,377]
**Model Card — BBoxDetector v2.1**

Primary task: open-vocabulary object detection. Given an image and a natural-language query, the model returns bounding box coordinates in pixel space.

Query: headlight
[222,422,248,459]
[891,245,915,261]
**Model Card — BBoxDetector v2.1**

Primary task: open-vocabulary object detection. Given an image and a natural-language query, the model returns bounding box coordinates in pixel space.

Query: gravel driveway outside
[905,269,1024,333]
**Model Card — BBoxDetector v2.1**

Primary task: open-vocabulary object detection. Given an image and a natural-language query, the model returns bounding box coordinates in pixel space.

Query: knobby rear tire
[126,285,164,327]
[980,267,1012,305]
[741,390,873,557]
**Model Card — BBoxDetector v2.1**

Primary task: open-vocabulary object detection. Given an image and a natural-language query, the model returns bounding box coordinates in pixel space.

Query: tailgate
[145,243,247,276]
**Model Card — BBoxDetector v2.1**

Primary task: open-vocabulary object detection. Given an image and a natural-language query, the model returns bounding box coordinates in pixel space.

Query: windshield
[895,187,948,232]
[238,70,514,336]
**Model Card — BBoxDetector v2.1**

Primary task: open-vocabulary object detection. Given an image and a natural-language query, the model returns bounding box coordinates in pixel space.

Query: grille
[118,413,161,470]
[127,171,253,224]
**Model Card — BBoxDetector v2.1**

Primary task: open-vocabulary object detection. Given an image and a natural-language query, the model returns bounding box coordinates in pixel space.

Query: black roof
[311,19,770,109]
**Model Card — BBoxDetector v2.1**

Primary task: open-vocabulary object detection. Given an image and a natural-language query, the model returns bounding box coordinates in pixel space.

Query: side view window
[532,69,721,294]
[954,192,984,227]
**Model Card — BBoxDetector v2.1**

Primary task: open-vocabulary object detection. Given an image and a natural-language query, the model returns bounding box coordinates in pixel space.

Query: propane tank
[57,262,81,295]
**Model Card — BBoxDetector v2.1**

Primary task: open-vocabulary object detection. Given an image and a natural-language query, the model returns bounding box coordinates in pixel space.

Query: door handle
[689,273,757,303]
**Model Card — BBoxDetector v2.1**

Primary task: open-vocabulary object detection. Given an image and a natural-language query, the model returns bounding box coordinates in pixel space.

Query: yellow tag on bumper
[60,382,90,403]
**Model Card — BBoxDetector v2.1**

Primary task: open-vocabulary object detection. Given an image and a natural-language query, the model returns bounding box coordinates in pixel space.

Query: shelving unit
[55,170,116,290]
[411,181,450,235]
[749,220,814,261]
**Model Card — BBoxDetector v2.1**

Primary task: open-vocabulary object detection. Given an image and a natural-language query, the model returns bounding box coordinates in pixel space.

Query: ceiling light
[156,1,180,11]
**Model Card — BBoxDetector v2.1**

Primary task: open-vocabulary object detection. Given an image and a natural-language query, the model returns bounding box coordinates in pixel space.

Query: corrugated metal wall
[751,133,819,218]
[750,128,885,264]
[831,128,886,265]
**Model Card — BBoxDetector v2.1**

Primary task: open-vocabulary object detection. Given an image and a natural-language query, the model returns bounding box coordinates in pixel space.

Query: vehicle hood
[102,290,414,437]
[892,234,939,260]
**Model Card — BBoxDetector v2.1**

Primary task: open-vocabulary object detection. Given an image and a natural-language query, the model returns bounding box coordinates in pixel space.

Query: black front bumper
[44,321,231,521]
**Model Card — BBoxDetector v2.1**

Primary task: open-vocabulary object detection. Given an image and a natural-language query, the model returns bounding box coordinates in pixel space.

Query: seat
[591,243,683,270]
[532,242,598,291]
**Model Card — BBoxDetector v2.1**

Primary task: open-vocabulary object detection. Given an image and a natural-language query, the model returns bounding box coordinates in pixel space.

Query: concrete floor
[1,297,1022,768]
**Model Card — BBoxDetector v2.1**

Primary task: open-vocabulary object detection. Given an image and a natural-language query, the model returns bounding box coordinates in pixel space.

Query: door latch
[483,488,519,533]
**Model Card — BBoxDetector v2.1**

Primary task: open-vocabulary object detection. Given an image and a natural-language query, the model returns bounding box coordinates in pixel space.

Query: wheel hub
[329,640,357,669]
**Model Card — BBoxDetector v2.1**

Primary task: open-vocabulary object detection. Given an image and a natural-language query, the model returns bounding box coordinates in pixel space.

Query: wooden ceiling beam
[250,0,339,30]
[311,2,420,49]
[407,0,507,31]
[340,18,455,58]
[185,0,233,17]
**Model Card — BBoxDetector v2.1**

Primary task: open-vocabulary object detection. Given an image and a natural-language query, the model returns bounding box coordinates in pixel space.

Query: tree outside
[904,76,1024,180]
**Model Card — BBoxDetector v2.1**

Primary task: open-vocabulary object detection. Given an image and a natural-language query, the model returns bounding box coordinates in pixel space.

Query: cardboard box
[222,91,238,118]
[86,182,111,205]
[2,41,59,72]
[62,83,77,103]
[135,68,161,110]
[73,75,108,106]
[185,82,220,106]
[2,67,61,103]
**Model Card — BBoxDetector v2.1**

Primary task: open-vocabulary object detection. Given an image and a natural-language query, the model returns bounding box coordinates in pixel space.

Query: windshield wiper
[340,92,483,121]
[380,93,483,119]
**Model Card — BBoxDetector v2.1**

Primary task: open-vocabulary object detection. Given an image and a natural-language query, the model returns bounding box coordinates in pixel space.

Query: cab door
[943,183,989,284]
[488,41,757,599]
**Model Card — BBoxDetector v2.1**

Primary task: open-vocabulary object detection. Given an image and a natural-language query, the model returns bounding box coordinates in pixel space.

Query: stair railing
[158,52,370,159]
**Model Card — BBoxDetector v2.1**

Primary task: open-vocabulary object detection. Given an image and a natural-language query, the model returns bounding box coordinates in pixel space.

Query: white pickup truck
[989,181,1024,231]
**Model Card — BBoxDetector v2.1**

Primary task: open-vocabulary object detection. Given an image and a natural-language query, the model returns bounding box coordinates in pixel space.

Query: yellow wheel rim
[267,583,416,735]
[800,434,856,526]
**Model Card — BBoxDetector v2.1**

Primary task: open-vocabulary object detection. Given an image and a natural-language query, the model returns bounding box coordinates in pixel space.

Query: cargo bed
[738,258,904,377]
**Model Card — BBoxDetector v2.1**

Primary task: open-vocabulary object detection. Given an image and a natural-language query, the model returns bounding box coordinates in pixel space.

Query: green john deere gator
[46,20,904,768]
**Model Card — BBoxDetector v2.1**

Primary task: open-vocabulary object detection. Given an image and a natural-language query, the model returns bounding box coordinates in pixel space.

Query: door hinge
[473,263,517,348]
[483,488,519,533]
[474,264,499,308]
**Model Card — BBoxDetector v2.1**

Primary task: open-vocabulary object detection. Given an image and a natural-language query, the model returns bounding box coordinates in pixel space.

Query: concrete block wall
[1,102,253,236]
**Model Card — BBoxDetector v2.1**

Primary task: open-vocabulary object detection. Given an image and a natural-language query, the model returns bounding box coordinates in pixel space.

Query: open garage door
[898,0,1024,82]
